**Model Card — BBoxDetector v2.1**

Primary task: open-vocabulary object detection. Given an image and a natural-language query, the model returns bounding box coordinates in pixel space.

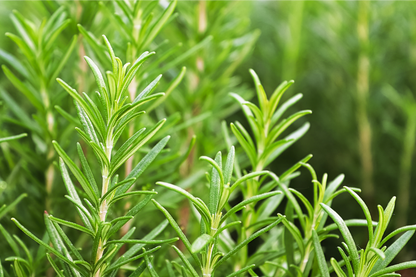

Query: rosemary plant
[316,190,416,277]
[2,2,416,277]
[153,147,279,276]
[11,37,177,276]
[229,69,310,270]
[1,7,77,211]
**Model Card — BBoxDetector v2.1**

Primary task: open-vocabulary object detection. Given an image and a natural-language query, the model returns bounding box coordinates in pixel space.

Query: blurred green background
[1,0,416,270]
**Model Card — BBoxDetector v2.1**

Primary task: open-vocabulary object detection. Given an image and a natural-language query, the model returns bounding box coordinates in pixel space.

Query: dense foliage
[1,1,416,276]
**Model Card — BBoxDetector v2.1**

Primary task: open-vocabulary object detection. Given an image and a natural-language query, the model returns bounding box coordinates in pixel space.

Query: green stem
[94,134,113,276]
[396,112,416,228]
[356,0,374,209]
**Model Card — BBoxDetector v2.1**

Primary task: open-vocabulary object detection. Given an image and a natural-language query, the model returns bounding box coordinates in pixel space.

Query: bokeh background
[1,0,416,274]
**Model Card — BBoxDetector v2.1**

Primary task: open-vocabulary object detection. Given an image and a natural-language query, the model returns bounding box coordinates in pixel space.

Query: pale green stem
[356,0,374,208]
[300,206,321,272]
[202,243,215,277]
[40,83,55,211]
[396,113,416,228]
[203,213,221,277]
[281,0,304,80]
[94,135,113,276]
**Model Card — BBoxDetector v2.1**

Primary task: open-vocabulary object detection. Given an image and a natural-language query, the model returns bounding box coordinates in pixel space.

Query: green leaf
[148,67,186,112]
[229,171,269,193]
[243,101,265,127]
[289,188,313,219]
[321,203,360,273]
[82,92,106,135]
[214,221,241,238]
[84,56,108,99]
[152,200,201,268]
[77,24,108,66]
[330,258,347,277]
[269,172,306,230]
[226,264,256,277]
[2,65,43,110]
[108,194,154,237]
[9,11,34,51]
[338,246,353,277]
[379,225,416,247]
[114,136,170,195]
[249,69,269,115]
[12,235,32,265]
[102,178,135,202]
[48,215,94,236]
[368,247,386,261]
[53,142,98,205]
[108,191,157,206]
[51,221,83,261]
[0,224,19,256]
[103,246,161,273]
[267,110,312,144]
[114,1,133,23]
[111,220,169,270]
[279,215,305,257]
[214,217,283,270]
[57,78,104,138]
[0,49,29,78]
[13,259,27,277]
[43,18,71,51]
[230,93,254,123]
[59,159,93,229]
[144,253,159,277]
[312,230,330,277]
[46,253,65,277]
[75,102,101,144]
[119,51,155,98]
[110,119,166,176]
[102,35,117,76]
[49,35,77,86]
[106,238,178,246]
[344,187,374,244]
[221,191,281,224]
[5,32,34,62]
[44,213,83,277]
[323,174,345,202]
[91,224,103,263]
[372,230,415,274]
[55,105,80,125]
[171,246,199,277]
[0,90,40,133]
[141,0,177,50]
[133,75,163,103]
[77,143,100,198]
[270,85,297,125]
[159,36,212,72]
[191,234,213,253]
[89,141,110,168]
[205,152,223,215]
[260,138,293,165]
[155,182,211,226]
[12,218,83,273]
[110,93,164,132]
[112,127,146,165]
[223,146,235,185]
[369,262,416,277]
[128,261,146,277]
[113,111,145,142]
[0,193,26,220]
